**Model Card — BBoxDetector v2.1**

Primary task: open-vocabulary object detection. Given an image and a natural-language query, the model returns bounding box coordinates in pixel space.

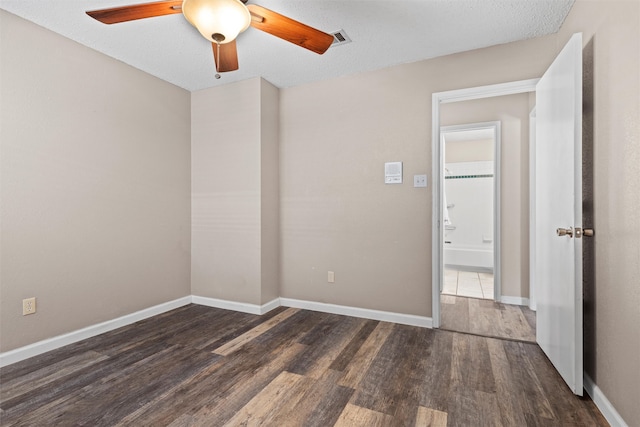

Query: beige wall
[0,11,191,352]
[441,94,531,299]
[260,80,281,304]
[191,77,280,305]
[279,36,554,317]
[444,139,493,163]
[558,1,640,424]
[2,0,638,424]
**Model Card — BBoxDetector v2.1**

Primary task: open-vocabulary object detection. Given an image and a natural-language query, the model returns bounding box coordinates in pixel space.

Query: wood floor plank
[185,344,309,425]
[286,314,367,379]
[165,309,257,349]
[0,304,198,384]
[486,338,529,426]
[475,390,504,427]
[0,350,108,402]
[334,403,394,427]
[222,371,308,426]
[502,340,556,421]
[251,373,320,426]
[212,308,300,356]
[117,318,315,425]
[499,305,536,342]
[418,330,454,413]
[441,295,536,342]
[1,337,174,418]
[337,321,394,389]
[350,324,434,420]
[445,382,480,426]
[197,306,290,351]
[415,406,448,427]
[441,295,470,333]
[3,343,219,426]
[328,319,378,372]
[467,297,494,337]
[114,357,228,426]
[272,376,354,427]
[520,341,605,425]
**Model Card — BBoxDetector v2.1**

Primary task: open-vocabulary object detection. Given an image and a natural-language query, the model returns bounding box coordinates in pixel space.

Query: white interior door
[535,33,583,395]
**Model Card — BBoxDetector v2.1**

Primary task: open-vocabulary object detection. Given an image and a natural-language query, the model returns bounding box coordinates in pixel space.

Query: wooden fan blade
[212,41,239,73]
[247,4,334,55]
[87,1,183,24]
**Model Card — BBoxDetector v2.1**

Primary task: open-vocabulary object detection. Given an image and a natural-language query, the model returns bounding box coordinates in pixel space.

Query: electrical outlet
[328,271,335,283]
[23,297,36,315]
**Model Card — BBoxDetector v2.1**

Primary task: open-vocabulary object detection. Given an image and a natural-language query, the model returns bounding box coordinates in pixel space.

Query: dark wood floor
[441,295,537,343]
[0,304,606,426]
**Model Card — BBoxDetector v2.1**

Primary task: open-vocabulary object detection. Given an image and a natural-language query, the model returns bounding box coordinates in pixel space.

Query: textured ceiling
[0,0,574,91]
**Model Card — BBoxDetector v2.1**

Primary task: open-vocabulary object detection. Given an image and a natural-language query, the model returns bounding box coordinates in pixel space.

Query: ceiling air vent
[330,29,352,47]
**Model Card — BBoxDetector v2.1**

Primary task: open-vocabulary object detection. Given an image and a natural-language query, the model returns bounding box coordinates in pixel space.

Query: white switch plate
[414,174,427,187]
[328,271,335,283]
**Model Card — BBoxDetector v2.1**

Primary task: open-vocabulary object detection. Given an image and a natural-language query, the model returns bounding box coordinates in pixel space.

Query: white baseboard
[499,295,530,306]
[191,295,280,315]
[1,295,431,368]
[279,298,432,328]
[584,374,628,427]
[0,296,192,368]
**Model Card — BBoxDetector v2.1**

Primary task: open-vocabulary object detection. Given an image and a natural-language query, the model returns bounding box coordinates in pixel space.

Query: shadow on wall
[582,37,596,379]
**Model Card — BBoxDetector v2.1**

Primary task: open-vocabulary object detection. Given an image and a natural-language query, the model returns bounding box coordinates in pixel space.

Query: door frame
[440,121,501,301]
[431,79,539,328]
[528,107,537,311]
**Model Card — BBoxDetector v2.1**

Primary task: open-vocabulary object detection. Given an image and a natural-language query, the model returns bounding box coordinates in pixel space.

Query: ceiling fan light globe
[182,0,250,44]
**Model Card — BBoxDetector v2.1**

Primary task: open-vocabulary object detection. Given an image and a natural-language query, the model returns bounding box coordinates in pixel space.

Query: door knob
[574,227,594,238]
[557,227,573,237]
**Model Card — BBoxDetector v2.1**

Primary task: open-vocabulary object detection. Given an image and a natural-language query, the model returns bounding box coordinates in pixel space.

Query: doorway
[440,122,500,301]
[431,79,539,332]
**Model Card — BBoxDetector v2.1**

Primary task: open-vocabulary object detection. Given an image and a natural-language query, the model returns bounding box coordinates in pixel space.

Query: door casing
[431,79,539,328]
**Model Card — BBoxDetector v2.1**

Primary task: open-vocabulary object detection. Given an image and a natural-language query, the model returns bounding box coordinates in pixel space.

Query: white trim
[260,297,281,314]
[499,296,530,306]
[191,295,280,315]
[584,374,629,427]
[0,295,433,368]
[0,296,192,368]
[432,79,539,329]
[280,298,432,328]
[438,79,540,104]
[529,107,537,311]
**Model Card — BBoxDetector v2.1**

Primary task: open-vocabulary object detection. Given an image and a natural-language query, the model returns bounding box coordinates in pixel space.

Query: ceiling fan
[86,0,334,75]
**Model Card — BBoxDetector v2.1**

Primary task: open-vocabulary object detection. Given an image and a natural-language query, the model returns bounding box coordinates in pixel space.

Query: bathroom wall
[444,159,494,270]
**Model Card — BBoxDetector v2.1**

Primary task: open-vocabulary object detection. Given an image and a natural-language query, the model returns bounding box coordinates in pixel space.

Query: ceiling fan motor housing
[182,0,251,44]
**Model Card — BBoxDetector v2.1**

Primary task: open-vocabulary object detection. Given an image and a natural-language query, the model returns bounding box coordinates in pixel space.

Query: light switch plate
[414,174,427,187]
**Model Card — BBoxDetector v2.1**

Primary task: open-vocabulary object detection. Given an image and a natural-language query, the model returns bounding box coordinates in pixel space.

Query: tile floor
[442,268,494,300]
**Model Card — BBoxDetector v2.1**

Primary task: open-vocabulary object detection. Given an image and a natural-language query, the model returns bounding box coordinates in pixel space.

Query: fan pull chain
[214,43,221,79]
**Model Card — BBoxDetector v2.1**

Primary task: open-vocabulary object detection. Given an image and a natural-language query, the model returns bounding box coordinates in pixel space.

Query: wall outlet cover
[23,297,36,315]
